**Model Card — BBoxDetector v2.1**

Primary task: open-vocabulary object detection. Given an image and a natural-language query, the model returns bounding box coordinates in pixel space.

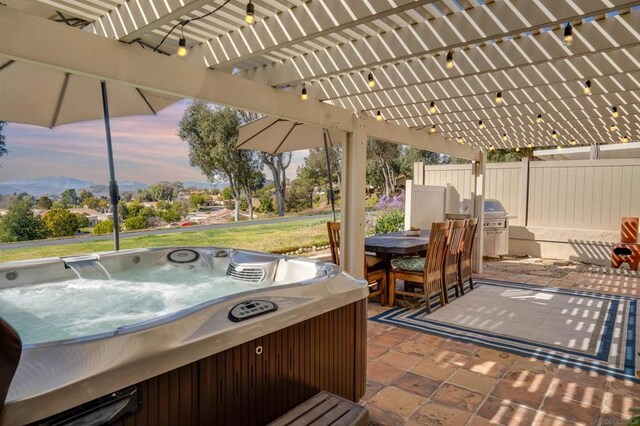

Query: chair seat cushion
[391,256,425,272]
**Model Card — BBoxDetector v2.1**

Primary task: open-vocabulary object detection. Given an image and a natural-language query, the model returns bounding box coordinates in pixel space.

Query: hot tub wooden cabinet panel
[110,299,366,426]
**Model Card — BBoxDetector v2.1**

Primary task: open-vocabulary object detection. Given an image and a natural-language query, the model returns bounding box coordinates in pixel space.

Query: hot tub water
[0,262,274,345]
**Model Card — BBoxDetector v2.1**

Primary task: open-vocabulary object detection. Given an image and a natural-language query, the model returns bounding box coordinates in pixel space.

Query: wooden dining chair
[388,222,450,313]
[326,222,387,304]
[442,220,467,303]
[458,218,479,293]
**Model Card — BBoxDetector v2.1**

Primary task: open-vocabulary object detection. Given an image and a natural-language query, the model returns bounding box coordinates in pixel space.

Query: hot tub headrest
[0,317,21,417]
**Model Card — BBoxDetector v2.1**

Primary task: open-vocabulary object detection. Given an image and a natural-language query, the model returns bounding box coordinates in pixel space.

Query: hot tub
[0,247,368,426]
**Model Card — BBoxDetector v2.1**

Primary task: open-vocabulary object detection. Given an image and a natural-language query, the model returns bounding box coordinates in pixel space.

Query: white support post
[519,158,530,227]
[340,115,367,278]
[472,151,486,274]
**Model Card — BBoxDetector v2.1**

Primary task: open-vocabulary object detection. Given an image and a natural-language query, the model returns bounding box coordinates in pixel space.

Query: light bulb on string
[245,0,255,24]
[563,22,573,46]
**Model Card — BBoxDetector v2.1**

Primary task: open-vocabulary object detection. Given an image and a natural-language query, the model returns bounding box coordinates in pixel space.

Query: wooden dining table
[364,229,431,305]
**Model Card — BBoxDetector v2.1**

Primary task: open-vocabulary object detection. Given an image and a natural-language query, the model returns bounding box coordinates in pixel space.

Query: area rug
[371,278,639,383]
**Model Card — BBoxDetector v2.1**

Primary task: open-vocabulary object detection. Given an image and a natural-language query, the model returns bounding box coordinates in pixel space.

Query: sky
[0,100,307,185]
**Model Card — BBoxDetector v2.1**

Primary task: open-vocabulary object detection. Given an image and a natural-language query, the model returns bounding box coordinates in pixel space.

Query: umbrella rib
[272,122,299,154]
[236,118,285,149]
[50,73,70,128]
[0,60,15,71]
[136,88,157,115]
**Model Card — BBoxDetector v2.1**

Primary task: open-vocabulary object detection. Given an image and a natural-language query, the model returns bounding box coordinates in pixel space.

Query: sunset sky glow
[1,100,306,185]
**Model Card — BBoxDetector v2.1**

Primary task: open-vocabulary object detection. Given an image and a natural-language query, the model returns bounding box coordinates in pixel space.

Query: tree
[78,190,94,205]
[237,110,292,217]
[147,182,181,201]
[257,185,275,214]
[36,196,53,210]
[296,146,341,205]
[178,102,263,222]
[487,147,537,163]
[60,188,79,207]
[42,208,80,237]
[238,158,265,220]
[0,197,49,242]
[74,213,91,229]
[367,139,401,196]
[397,147,449,180]
[189,193,207,209]
[0,121,8,160]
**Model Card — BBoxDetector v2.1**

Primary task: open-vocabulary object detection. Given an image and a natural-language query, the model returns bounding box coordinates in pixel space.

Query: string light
[552,130,558,139]
[536,114,543,124]
[495,92,503,104]
[488,145,495,151]
[429,102,436,114]
[563,22,573,46]
[430,125,436,134]
[445,51,454,69]
[457,137,464,144]
[245,0,255,24]
[583,79,591,95]
[610,123,618,132]
[376,110,383,122]
[557,145,563,150]
[301,84,308,101]
[570,139,577,145]
[478,120,485,130]
[527,143,534,148]
[622,135,630,143]
[177,36,187,57]
[515,147,520,152]
[502,133,508,142]
[367,71,375,88]
[612,106,619,118]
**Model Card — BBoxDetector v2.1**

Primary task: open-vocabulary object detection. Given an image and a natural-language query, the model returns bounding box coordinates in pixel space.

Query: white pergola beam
[241,0,639,87]
[193,0,444,71]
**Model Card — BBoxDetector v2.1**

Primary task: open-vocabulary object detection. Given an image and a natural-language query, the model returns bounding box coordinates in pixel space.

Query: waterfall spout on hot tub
[64,255,112,280]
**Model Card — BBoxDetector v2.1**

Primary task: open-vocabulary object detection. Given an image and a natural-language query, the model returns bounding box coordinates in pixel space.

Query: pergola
[1,0,639,275]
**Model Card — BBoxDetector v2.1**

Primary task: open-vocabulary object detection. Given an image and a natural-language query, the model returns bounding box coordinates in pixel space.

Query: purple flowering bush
[365,190,406,235]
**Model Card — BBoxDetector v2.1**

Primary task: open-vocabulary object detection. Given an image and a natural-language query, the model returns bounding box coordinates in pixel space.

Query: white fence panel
[404,180,446,231]
[527,159,640,230]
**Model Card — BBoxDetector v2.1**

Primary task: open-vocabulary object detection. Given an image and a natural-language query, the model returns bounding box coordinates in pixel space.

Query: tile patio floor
[361,259,640,425]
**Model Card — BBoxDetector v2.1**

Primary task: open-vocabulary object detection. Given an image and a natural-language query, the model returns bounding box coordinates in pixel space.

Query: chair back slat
[443,220,467,295]
[422,222,450,298]
[459,218,479,286]
[327,222,341,266]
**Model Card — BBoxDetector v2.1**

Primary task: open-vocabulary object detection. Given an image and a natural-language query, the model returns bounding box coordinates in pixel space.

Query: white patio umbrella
[236,116,344,220]
[0,56,179,249]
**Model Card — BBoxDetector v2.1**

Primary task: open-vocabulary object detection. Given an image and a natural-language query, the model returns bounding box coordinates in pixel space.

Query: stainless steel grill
[483,199,509,256]
[227,263,266,282]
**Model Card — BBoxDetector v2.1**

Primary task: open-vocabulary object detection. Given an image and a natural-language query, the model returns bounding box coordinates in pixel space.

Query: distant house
[0,208,7,217]
[141,201,158,208]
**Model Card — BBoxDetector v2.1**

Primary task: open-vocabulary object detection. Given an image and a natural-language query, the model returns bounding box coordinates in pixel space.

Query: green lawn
[0,218,330,262]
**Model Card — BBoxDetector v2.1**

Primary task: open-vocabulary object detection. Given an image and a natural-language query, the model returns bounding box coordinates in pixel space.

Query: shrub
[160,208,181,223]
[43,208,80,237]
[124,215,148,230]
[93,219,117,235]
[377,190,405,210]
[74,213,91,229]
[373,209,405,235]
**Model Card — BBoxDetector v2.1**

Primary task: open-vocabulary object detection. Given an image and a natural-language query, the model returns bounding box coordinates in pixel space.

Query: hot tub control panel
[229,300,278,322]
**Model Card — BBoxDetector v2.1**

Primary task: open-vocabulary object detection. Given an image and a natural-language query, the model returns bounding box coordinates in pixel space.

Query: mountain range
[0,177,223,197]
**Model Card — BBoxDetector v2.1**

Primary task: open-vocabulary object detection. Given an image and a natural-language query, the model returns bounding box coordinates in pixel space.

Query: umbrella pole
[100,80,120,251]
[323,129,336,222]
